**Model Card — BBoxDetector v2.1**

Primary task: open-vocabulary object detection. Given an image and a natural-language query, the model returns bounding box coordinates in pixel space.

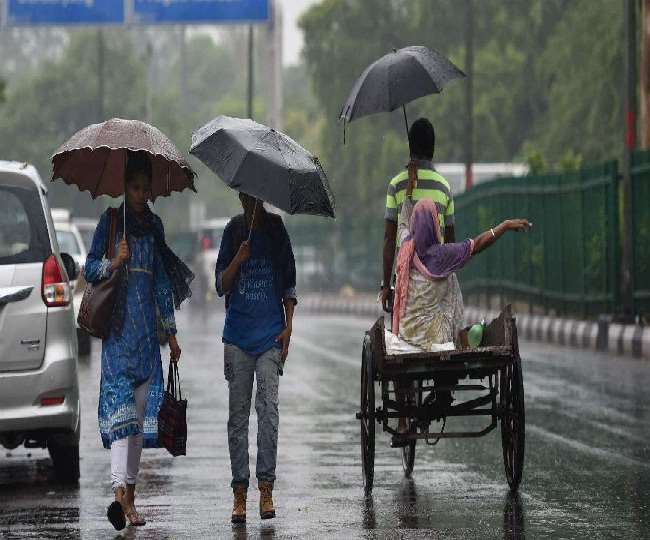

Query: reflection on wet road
[1,310,650,538]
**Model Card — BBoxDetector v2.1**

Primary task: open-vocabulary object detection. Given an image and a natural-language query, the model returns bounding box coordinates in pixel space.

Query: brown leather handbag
[77,208,122,339]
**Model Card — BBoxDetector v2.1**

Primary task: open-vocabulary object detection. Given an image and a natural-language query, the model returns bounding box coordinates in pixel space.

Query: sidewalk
[300,294,650,360]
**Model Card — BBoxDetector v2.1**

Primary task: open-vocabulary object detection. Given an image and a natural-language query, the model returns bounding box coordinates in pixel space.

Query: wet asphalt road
[1,308,650,539]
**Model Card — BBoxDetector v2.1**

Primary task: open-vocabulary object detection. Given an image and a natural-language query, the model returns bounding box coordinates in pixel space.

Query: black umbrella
[190,116,335,218]
[339,46,465,138]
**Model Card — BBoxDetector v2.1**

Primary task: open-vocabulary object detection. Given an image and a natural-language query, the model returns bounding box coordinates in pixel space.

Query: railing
[454,161,621,318]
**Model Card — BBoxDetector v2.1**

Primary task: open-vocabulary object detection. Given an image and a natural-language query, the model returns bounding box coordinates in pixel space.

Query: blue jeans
[224,343,282,488]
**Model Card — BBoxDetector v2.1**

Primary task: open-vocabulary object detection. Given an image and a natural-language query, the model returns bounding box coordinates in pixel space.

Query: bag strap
[106,208,118,259]
[174,362,182,401]
[166,361,183,400]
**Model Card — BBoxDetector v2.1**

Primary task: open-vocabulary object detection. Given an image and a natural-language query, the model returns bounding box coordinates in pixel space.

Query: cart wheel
[500,357,525,491]
[401,430,416,478]
[360,334,376,495]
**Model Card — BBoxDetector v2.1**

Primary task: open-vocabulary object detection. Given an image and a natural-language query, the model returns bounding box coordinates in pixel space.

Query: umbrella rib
[92,148,111,199]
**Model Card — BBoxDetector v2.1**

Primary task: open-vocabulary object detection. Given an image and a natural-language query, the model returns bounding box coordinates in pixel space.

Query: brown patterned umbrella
[51,118,196,200]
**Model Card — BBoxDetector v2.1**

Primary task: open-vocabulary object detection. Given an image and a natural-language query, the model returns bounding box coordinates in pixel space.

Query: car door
[0,174,51,372]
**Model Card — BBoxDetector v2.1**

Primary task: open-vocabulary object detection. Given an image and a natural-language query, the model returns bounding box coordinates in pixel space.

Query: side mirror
[60,253,79,281]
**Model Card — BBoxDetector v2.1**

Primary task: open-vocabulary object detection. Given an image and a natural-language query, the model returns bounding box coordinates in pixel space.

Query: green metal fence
[632,151,650,316]
[454,161,620,318]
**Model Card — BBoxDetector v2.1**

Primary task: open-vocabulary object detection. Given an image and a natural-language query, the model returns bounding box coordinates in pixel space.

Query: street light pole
[622,0,637,319]
[641,0,650,148]
[247,24,254,119]
[464,0,474,192]
[96,28,105,121]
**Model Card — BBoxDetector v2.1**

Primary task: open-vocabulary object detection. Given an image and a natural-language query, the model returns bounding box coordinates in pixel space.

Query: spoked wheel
[500,357,525,491]
[401,423,416,478]
[360,334,376,495]
[400,382,417,478]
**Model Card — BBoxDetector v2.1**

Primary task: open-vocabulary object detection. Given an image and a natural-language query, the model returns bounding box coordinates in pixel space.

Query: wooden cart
[356,306,525,495]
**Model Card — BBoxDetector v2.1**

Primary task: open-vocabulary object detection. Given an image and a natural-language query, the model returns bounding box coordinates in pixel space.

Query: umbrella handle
[402,105,409,133]
[247,199,259,242]
[123,149,127,240]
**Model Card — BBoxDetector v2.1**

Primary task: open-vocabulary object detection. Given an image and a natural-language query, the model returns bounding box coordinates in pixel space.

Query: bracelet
[490,228,495,238]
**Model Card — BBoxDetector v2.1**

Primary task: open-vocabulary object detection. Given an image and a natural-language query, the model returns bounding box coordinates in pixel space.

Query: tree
[299,0,624,289]
[0,30,147,217]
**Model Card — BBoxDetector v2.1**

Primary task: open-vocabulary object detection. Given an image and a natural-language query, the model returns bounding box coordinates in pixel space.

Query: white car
[71,217,97,257]
[0,161,81,483]
[52,210,91,356]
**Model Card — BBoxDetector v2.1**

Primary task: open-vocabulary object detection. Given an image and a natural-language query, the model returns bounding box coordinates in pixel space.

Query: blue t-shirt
[220,229,285,356]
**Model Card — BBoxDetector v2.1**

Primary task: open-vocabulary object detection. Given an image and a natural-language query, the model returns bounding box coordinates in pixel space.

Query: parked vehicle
[71,217,97,257]
[53,209,91,356]
[0,161,81,483]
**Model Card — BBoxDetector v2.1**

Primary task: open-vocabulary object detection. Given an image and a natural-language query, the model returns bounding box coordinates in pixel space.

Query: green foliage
[0,30,148,217]
[533,0,624,164]
[558,150,583,172]
[0,28,290,229]
[524,147,546,176]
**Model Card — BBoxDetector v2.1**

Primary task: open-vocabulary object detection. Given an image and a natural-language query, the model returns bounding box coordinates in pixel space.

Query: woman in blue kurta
[84,151,192,530]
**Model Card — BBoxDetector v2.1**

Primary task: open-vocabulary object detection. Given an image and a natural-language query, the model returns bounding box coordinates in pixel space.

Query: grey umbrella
[190,116,335,218]
[339,46,465,137]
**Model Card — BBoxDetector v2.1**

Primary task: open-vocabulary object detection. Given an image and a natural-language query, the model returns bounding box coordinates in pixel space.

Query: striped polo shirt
[385,160,454,240]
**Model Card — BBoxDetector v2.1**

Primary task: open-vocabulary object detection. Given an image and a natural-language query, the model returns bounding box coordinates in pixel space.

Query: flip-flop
[126,509,146,526]
[107,501,126,531]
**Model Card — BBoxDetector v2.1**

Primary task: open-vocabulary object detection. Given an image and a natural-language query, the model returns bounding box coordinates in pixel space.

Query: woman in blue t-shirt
[215,192,297,524]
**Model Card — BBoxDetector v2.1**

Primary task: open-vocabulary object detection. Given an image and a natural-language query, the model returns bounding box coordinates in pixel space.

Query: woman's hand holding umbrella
[110,240,130,271]
[235,241,251,265]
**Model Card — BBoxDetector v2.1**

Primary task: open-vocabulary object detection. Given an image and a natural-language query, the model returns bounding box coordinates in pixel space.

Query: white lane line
[291,335,360,368]
[527,424,650,469]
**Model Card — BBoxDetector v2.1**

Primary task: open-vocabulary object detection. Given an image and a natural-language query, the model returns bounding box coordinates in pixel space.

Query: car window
[56,230,81,255]
[0,183,50,265]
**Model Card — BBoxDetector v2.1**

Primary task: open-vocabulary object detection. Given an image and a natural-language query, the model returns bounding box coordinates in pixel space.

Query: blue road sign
[133,0,269,24]
[7,0,125,26]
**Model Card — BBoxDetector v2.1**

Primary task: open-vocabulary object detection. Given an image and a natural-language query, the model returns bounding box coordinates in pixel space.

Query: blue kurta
[85,209,177,449]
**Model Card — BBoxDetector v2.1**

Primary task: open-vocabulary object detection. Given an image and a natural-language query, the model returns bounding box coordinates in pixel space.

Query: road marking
[527,424,650,469]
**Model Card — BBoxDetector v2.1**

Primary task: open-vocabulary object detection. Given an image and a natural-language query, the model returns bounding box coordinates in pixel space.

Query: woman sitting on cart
[392,161,531,352]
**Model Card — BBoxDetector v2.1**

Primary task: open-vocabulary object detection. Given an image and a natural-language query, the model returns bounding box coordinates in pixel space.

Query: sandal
[107,501,126,531]
[126,508,147,527]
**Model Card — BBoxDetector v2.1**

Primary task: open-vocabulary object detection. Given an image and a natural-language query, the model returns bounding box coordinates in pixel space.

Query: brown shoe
[259,481,275,519]
[231,485,247,523]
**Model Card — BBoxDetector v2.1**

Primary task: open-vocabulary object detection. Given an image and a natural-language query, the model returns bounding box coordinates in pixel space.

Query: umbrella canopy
[52,118,195,200]
[190,116,335,218]
[339,46,465,125]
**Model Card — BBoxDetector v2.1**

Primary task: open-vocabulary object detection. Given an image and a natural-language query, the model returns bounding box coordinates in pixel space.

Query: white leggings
[110,378,150,491]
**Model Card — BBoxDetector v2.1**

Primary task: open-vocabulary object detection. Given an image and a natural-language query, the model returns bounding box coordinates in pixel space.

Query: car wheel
[48,420,80,484]
[77,328,91,356]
